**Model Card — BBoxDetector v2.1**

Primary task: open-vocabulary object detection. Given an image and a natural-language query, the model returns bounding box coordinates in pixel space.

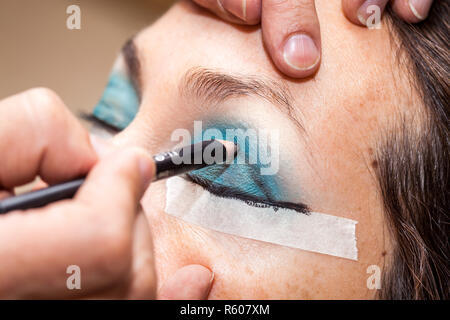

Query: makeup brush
[0,140,238,214]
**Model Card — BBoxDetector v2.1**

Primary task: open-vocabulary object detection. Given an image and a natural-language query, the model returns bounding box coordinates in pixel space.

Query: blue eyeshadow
[188,123,283,202]
[93,71,139,130]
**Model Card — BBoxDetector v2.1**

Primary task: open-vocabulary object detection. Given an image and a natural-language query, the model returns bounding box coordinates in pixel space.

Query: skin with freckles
[110,0,421,299]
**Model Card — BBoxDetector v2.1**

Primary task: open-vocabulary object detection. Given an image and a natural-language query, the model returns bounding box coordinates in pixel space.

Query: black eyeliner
[79,112,122,133]
[185,174,310,214]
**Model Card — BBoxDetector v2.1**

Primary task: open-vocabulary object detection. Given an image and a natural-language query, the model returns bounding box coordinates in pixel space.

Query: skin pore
[107,0,421,299]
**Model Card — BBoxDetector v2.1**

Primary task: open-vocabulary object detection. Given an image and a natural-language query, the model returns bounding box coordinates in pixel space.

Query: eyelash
[185,174,309,214]
[80,113,121,133]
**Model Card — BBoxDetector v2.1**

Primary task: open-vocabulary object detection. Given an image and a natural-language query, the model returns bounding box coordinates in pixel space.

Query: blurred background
[0,0,176,117]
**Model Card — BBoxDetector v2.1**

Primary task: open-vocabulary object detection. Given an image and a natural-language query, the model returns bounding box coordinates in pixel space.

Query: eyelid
[185,174,309,214]
[92,59,140,131]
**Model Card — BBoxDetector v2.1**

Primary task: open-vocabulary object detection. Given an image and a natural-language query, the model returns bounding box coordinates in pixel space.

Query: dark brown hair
[377,2,449,299]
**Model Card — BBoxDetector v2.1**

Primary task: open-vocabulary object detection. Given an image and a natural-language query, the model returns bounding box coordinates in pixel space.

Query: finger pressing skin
[0,88,97,189]
[342,0,434,26]
[192,0,261,24]
[0,148,154,298]
[342,0,389,27]
[158,265,214,300]
[391,0,434,23]
[262,0,321,78]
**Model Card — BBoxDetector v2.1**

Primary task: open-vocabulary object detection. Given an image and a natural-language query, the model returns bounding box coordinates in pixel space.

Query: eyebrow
[121,38,142,99]
[180,67,304,131]
[123,38,304,131]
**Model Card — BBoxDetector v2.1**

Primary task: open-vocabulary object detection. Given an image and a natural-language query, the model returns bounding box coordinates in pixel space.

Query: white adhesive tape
[165,177,358,260]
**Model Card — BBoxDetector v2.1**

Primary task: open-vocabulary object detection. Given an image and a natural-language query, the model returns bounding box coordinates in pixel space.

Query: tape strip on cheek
[165,177,358,261]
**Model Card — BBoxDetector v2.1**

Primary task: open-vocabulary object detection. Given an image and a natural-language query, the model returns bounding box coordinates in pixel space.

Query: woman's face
[111,0,414,299]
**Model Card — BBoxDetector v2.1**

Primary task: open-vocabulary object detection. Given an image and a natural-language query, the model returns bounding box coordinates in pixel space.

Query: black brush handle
[0,179,85,214]
[0,139,237,214]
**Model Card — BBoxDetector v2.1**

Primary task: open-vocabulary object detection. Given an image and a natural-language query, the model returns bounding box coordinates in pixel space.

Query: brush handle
[0,139,237,214]
[0,179,85,214]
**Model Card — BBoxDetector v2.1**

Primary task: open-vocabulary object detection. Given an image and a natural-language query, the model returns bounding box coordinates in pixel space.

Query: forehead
[134,1,404,121]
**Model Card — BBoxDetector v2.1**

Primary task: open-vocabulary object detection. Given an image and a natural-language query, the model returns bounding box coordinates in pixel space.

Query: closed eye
[185,171,310,214]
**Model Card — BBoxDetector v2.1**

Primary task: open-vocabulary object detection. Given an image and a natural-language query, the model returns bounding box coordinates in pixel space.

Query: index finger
[0,88,97,189]
[342,0,434,26]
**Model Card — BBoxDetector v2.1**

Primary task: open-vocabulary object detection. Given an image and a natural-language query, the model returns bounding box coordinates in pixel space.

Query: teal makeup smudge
[188,122,284,201]
[93,70,139,130]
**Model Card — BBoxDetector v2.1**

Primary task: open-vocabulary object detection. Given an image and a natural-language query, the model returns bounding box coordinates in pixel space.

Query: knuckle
[269,0,313,12]
[23,88,71,135]
[268,0,289,11]
[295,0,315,10]
[24,87,64,112]
[289,0,316,18]
[24,88,66,123]
[265,0,318,34]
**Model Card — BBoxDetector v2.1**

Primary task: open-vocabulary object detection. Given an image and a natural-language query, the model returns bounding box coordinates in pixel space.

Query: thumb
[76,147,155,226]
[262,0,322,78]
[158,265,214,300]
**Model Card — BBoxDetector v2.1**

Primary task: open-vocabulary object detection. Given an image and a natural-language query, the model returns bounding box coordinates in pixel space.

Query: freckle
[381,251,387,257]
[371,160,378,169]
[299,288,312,299]
[368,148,374,156]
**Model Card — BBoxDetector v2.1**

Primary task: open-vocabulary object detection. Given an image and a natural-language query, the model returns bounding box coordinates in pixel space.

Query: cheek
[141,182,371,299]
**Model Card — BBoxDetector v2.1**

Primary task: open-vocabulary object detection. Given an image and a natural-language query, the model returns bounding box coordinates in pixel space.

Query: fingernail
[89,134,110,157]
[283,34,320,71]
[357,0,388,27]
[221,0,247,21]
[409,0,433,20]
